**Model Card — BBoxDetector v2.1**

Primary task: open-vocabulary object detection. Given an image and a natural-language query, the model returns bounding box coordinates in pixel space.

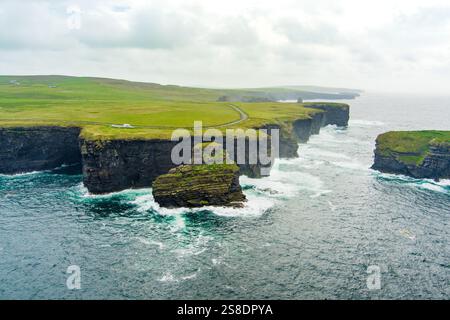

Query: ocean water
[0,93,449,299]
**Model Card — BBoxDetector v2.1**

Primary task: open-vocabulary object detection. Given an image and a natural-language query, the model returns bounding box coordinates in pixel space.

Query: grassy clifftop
[0,75,350,140]
[375,131,450,165]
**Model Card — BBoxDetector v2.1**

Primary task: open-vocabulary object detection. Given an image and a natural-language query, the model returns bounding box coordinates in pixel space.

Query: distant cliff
[217,91,359,102]
[372,131,450,180]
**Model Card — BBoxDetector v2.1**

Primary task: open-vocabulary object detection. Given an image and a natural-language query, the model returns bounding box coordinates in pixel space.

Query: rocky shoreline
[0,103,350,201]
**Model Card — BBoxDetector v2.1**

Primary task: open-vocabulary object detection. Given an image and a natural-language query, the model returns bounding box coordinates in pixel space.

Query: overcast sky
[1,0,450,93]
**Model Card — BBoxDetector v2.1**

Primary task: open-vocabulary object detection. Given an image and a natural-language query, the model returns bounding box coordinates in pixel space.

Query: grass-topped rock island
[0,75,353,208]
[372,131,450,180]
[153,164,246,208]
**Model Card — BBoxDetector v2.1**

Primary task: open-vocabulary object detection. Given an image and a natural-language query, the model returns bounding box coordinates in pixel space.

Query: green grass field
[0,75,348,140]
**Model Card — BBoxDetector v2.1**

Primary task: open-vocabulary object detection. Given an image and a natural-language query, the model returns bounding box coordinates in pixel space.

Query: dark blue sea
[0,93,449,299]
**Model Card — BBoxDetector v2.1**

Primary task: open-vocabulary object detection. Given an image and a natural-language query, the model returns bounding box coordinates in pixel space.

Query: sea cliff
[0,103,350,194]
[80,139,178,194]
[0,126,81,174]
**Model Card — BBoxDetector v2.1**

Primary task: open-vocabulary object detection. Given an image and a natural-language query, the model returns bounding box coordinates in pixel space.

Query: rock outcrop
[152,164,246,208]
[0,126,81,174]
[372,131,450,180]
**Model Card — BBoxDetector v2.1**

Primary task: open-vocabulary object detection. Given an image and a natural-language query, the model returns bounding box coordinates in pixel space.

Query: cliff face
[0,126,81,174]
[419,144,450,178]
[372,143,450,180]
[78,104,349,194]
[80,139,178,194]
[79,135,270,193]
[371,131,450,180]
[0,103,350,194]
[152,164,245,208]
[292,112,325,143]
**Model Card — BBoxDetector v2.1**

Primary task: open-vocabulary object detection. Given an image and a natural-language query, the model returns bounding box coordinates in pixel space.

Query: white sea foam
[207,194,275,217]
[131,193,188,231]
[187,193,274,218]
[180,273,198,280]
[158,272,177,282]
[437,179,450,187]
[135,237,164,249]
[157,271,199,282]
[0,170,43,178]
[130,188,275,218]
[242,168,330,199]
[76,183,151,200]
[131,193,160,212]
[419,183,448,194]
[132,193,187,229]
[0,163,80,178]
[241,177,297,198]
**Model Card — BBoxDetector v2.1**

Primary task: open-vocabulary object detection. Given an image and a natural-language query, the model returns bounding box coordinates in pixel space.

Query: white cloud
[0,0,450,93]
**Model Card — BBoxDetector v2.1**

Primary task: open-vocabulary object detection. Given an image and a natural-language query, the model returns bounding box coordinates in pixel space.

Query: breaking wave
[0,170,44,178]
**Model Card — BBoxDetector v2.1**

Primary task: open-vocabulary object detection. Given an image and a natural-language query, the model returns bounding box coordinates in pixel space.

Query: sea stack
[371,131,450,180]
[152,164,246,208]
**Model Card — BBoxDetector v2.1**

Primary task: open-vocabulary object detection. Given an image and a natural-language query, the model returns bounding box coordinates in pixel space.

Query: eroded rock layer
[152,164,246,208]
